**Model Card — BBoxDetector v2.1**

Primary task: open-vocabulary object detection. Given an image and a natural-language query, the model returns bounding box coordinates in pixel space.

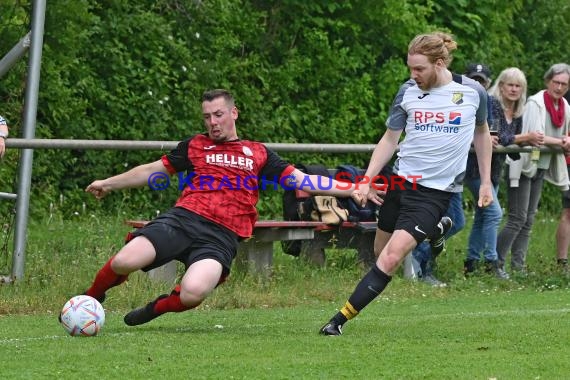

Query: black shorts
[377,180,452,243]
[130,207,240,275]
[563,165,570,209]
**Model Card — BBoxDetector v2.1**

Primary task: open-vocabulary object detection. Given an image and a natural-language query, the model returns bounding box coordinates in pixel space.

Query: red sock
[85,257,128,300]
[154,285,196,314]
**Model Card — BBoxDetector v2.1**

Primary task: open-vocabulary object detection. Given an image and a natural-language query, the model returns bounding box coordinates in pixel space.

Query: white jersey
[386,75,487,192]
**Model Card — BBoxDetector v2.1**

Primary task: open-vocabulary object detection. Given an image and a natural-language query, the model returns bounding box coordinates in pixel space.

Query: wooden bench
[124,218,378,281]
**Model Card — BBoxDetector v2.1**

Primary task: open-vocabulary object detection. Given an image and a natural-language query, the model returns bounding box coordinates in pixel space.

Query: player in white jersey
[320,31,493,336]
[391,75,487,191]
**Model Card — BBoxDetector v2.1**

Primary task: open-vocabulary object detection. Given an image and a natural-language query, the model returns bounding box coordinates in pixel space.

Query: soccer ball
[60,295,105,337]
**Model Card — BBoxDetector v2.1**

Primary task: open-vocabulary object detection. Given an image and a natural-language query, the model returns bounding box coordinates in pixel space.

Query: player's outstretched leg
[319,266,392,336]
[124,285,192,326]
[124,294,169,326]
[85,256,129,303]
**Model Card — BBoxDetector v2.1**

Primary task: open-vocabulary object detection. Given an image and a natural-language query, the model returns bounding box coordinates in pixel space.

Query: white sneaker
[495,267,510,280]
[421,274,447,287]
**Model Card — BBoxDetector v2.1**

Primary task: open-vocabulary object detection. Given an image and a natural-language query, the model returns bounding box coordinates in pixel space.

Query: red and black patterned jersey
[161,134,295,237]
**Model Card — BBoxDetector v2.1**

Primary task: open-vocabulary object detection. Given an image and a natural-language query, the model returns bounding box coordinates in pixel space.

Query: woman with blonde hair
[489,68,527,116]
[464,67,537,278]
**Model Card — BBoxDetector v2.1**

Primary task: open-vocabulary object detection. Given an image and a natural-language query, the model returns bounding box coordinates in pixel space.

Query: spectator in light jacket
[497,63,570,273]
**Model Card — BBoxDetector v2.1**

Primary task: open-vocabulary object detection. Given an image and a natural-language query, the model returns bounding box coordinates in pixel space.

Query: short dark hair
[202,89,235,108]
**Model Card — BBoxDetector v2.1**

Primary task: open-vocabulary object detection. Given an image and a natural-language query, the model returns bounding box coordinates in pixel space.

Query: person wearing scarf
[555,84,570,272]
[498,63,570,273]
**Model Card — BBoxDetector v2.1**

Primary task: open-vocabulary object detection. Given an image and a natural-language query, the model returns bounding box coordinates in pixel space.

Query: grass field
[0,212,569,379]
[1,290,569,379]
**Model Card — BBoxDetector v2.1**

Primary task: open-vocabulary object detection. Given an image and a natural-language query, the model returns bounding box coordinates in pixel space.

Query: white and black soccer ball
[60,295,105,337]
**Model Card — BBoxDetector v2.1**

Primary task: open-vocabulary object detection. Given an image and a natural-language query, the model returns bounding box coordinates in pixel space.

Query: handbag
[299,195,349,226]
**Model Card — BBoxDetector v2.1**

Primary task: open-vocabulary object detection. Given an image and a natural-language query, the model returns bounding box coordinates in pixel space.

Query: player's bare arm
[86,160,168,199]
[354,128,402,207]
[286,168,357,197]
[472,122,494,207]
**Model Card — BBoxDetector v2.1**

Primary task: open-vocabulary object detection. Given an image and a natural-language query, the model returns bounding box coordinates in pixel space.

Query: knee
[377,250,403,273]
[109,254,132,274]
[179,283,210,307]
[506,212,527,227]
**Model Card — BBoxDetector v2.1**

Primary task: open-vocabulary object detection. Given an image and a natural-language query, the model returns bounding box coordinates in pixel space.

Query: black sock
[331,266,392,325]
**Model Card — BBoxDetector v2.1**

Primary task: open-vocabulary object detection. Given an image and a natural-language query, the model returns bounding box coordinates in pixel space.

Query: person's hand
[528,131,544,147]
[85,180,111,199]
[561,136,570,154]
[478,182,494,208]
[351,183,370,207]
[491,134,500,148]
[367,183,386,206]
[351,182,385,207]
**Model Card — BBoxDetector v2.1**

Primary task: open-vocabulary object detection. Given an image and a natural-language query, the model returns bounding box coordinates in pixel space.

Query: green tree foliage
[0,0,569,217]
[517,0,570,93]
[427,0,526,73]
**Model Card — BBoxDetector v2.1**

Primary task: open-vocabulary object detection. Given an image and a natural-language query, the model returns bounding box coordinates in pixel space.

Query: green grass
[0,212,569,379]
[1,291,569,379]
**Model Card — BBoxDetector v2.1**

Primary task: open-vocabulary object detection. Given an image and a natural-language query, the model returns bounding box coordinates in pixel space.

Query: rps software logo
[413,110,462,132]
[448,111,462,125]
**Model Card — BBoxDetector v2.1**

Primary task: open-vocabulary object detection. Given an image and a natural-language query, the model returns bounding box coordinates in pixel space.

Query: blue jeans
[464,178,502,262]
[412,192,465,275]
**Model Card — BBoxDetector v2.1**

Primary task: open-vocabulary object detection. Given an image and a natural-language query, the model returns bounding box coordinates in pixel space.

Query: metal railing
[2,137,566,283]
[0,0,46,284]
[6,137,563,154]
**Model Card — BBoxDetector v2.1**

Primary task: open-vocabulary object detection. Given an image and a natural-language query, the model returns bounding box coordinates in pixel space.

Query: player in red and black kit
[79,89,361,327]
